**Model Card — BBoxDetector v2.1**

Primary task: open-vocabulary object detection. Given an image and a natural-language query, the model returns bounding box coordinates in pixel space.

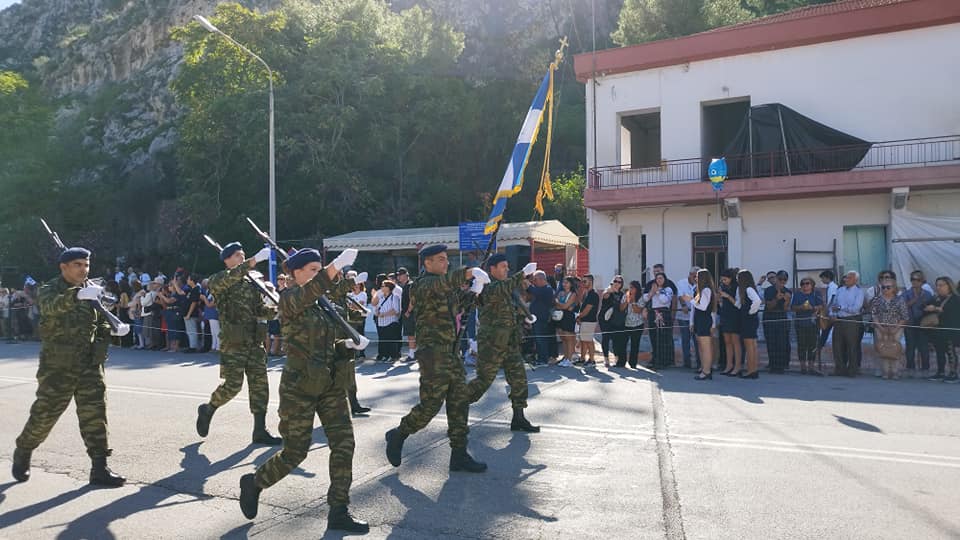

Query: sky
[0,0,20,10]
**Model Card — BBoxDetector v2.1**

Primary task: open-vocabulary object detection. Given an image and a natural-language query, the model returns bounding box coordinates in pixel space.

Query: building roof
[323,220,581,252]
[574,0,960,81]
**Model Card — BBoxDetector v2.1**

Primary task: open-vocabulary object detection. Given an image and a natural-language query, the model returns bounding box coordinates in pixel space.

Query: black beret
[219,242,243,261]
[487,253,508,268]
[59,247,91,264]
[419,244,447,258]
[286,248,323,271]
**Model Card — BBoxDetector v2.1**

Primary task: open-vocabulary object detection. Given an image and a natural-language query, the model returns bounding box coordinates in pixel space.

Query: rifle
[40,219,130,336]
[202,234,280,306]
[244,217,364,345]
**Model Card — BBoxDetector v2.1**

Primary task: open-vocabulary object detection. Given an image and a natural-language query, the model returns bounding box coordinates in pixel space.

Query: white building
[575,0,960,287]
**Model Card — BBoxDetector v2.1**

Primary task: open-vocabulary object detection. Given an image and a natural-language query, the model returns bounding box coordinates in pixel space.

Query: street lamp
[194,14,277,247]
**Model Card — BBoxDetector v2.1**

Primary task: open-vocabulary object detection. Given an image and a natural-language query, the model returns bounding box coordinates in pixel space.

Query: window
[692,232,728,278]
[620,111,661,168]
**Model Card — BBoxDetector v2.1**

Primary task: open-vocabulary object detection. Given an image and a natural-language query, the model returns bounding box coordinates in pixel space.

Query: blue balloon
[708,157,727,180]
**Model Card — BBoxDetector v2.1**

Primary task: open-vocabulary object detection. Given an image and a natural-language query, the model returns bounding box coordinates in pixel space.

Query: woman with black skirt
[737,270,762,378]
[718,269,741,376]
[693,269,717,380]
[643,272,674,370]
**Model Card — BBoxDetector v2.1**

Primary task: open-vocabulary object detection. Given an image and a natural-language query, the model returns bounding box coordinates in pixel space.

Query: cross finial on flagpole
[555,36,569,63]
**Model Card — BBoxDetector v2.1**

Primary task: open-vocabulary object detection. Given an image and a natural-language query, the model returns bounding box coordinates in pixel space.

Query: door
[692,232,728,278]
[843,225,887,286]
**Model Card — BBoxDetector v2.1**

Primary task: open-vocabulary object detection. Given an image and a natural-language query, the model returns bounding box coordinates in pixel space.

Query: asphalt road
[0,341,958,539]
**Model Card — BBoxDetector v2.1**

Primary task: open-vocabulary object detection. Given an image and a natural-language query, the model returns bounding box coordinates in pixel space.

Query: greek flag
[484,70,553,234]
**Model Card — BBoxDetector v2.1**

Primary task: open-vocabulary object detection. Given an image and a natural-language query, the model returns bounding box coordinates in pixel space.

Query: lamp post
[194,14,277,247]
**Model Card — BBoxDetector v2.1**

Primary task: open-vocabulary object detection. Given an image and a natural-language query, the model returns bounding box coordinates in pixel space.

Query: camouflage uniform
[466,271,529,408]
[254,271,356,507]
[15,277,113,458]
[206,263,276,413]
[397,268,470,448]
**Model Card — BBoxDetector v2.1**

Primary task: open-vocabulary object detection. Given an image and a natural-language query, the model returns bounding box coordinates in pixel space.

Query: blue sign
[459,221,496,254]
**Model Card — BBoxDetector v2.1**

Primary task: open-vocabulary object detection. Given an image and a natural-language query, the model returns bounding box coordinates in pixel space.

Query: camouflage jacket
[280,271,356,373]
[208,262,277,352]
[39,277,111,358]
[477,270,527,338]
[410,267,467,350]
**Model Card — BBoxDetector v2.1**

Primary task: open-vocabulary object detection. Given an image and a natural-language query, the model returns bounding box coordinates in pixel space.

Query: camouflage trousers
[255,365,354,507]
[466,329,529,409]
[398,346,469,449]
[209,346,269,414]
[16,348,110,458]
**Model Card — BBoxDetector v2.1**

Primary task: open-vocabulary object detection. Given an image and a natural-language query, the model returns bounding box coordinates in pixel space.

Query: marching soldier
[239,248,370,533]
[466,255,540,432]
[385,244,490,472]
[333,269,371,415]
[195,242,282,445]
[12,247,125,487]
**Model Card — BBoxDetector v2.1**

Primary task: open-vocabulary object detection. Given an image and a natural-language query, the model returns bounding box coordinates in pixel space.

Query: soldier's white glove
[470,268,489,286]
[332,248,358,271]
[522,262,537,275]
[525,314,537,324]
[470,280,485,295]
[253,247,272,263]
[111,323,131,337]
[356,272,368,283]
[345,335,370,350]
[78,285,103,301]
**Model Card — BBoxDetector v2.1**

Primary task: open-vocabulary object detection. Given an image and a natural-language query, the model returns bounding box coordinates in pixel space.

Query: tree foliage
[612,0,833,46]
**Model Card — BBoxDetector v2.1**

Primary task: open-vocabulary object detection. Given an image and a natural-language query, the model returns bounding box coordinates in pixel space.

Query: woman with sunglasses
[791,277,824,375]
[869,278,909,379]
[599,276,627,368]
[923,277,960,382]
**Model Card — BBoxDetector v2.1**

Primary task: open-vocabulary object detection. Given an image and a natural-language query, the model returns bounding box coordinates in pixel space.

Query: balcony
[585,135,960,211]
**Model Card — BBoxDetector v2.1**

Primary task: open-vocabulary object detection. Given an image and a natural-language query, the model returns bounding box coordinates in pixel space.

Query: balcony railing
[588,135,960,190]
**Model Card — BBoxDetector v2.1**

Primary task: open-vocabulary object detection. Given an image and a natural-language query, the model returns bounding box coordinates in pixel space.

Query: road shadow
[0,484,93,529]
[379,432,555,538]
[833,414,884,433]
[52,443,260,540]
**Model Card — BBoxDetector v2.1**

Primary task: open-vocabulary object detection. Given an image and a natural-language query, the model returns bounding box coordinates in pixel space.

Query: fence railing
[588,135,960,190]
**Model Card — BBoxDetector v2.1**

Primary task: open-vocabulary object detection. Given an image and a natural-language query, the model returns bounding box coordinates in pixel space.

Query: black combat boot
[510,408,541,433]
[449,448,487,473]
[349,391,371,415]
[328,505,369,533]
[12,448,31,483]
[251,413,282,445]
[196,403,216,437]
[385,428,407,467]
[89,457,125,487]
[239,473,261,519]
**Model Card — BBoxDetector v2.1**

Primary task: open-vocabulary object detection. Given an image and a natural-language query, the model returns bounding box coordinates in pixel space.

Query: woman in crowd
[576,275,600,366]
[117,280,133,347]
[346,272,369,359]
[643,272,674,370]
[128,281,145,349]
[737,270,763,379]
[764,270,792,373]
[693,269,717,380]
[555,277,579,364]
[599,275,626,368]
[619,280,645,369]
[870,278,909,379]
[373,279,402,362]
[924,277,960,382]
[158,282,183,352]
[790,277,823,375]
[717,268,741,376]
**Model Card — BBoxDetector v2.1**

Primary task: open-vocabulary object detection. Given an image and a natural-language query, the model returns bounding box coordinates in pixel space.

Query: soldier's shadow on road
[0,483,93,528]
[49,443,261,540]
[379,432,555,538]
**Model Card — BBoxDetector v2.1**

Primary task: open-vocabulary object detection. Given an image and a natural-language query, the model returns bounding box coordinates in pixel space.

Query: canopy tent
[322,220,581,253]
[721,103,872,180]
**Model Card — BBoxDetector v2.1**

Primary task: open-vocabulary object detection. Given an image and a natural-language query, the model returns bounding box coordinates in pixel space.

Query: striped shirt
[374,292,401,327]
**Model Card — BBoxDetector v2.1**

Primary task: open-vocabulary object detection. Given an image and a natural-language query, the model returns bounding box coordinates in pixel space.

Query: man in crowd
[829,271,864,377]
[676,266,701,369]
[527,271,557,365]
[396,267,416,362]
[903,270,934,377]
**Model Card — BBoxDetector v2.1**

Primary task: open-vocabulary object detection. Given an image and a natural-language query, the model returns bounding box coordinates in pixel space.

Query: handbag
[551,310,564,322]
[920,312,940,328]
